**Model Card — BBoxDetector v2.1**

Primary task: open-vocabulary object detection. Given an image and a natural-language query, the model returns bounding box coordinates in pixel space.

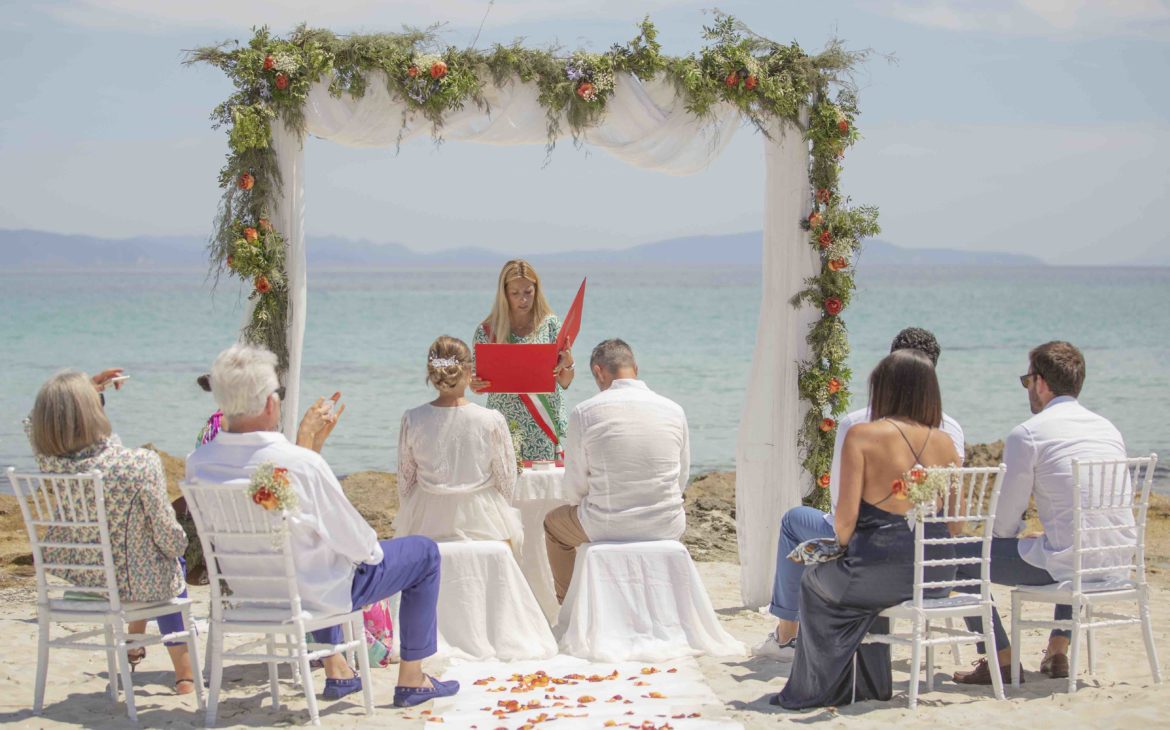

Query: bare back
[843,418,961,517]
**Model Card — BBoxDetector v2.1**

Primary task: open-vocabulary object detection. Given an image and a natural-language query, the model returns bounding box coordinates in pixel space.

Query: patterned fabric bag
[787,536,846,565]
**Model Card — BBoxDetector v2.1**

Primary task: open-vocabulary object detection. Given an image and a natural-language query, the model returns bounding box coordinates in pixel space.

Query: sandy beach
[1,447,1167,727]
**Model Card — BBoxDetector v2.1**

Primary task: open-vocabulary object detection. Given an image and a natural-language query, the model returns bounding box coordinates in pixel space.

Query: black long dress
[773,499,955,708]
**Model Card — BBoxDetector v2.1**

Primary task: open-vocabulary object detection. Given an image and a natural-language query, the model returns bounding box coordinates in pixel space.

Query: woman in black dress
[774,349,961,708]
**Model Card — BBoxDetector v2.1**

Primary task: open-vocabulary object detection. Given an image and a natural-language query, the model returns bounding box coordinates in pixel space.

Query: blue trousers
[769,506,836,621]
[954,537,1072,653]
[156,558,188,646]
[312,536,440,662]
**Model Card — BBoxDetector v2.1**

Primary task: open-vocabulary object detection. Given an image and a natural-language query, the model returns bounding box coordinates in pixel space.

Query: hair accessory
[429,356,462,368]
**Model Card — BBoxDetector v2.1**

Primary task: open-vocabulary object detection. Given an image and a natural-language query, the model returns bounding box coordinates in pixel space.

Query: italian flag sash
[483,323,562,456]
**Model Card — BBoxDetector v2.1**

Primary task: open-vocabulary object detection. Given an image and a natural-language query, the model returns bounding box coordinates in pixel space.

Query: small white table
[511,466,572,623]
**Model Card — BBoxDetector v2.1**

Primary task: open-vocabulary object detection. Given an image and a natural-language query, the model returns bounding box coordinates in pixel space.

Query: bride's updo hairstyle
[426,335,471,391]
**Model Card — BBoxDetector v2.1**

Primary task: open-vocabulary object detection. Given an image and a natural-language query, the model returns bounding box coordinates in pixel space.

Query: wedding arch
[189,14,879,607]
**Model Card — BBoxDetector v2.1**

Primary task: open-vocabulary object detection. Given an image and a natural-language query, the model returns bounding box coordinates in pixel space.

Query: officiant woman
[471,259,574,461]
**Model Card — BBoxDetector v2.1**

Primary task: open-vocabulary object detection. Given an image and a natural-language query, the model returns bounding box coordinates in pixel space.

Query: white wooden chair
[7,467,205,723]
[180,479,373,726]
[859,465,1007,708]
[1010,454,1161,693]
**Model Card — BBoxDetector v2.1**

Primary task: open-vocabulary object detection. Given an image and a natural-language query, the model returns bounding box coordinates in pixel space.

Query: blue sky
[1,1,1167,265]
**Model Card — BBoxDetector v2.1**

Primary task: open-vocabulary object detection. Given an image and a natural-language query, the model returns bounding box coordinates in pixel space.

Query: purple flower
[565,61,586,82]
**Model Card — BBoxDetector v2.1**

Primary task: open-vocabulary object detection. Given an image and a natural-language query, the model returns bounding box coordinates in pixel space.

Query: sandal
[175,678,196,695]
[126,647,147,672]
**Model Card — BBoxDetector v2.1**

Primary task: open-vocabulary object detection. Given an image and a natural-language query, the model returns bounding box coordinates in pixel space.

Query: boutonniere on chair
[892,464,959,527]
[248,462,299,513]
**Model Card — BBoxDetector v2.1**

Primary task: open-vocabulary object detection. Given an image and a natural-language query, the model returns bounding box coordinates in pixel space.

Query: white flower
[273,52,301,74]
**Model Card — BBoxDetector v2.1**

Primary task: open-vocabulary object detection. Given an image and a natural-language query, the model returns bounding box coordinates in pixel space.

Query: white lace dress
[394,402,523,553]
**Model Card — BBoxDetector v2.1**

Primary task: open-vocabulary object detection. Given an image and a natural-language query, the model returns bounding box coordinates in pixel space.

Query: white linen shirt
[563,379,690,542]
[993,396,1133,582]
[826,407,965,524]
[186,430,382,616]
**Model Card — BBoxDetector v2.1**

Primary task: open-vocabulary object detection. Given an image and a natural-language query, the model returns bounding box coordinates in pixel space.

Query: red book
[474,343,558,393]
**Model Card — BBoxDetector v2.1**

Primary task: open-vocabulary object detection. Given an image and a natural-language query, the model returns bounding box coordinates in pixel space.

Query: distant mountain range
[0,228,1046,269]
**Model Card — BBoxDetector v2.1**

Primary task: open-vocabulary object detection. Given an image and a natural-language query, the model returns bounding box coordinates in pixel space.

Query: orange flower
[243,227,259,242]
[430,60,448,79]
[255,275,271,294]
[808,211,824,228]
[576,82,595,100]
[744,74,758,90]
[827,377,842,394]
[820,417,836,432]
[407,65,419,78]
[828,257,848,271]
[274,72,289,90]
[273,466,290,486]
[238,172,255,191]
[258,217,273,232]
[816,188,832,204]
[818,473,831,489]
[226,254,234,269]
[838,118,850,134]
[909,467,928,484]
[725,71,739,87]
[824,297,843,316]
[891,479,909,500]
[252,486,278,510]
[818,230,832,249]
[263,55,275,71]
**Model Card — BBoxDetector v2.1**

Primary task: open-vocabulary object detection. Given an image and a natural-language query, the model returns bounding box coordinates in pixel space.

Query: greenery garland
[188,13,877,507]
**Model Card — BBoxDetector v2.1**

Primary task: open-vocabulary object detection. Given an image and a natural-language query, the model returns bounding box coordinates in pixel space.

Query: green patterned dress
[473,313,567,461]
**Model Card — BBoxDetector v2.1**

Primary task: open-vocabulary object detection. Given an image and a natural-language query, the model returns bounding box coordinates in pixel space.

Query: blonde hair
[426,336,471,391]
[30,370,112,457]
[484,259,554,343]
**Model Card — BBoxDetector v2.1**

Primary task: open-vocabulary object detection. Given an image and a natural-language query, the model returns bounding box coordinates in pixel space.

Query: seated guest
[27,369,196,694]
[186,344,458,706]
[774,349,960,709]
[754,327,965,660]
[544,338,689,603]
[395,336,523,552]
[952,341,1129,685]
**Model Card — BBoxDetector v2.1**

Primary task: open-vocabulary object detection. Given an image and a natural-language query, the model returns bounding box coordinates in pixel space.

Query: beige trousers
[543,504,590,603]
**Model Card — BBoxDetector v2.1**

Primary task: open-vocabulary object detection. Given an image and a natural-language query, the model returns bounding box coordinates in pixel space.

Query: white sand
[0,563,1166,728]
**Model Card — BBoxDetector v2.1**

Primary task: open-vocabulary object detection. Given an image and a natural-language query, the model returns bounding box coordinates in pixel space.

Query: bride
[394,336,524,552]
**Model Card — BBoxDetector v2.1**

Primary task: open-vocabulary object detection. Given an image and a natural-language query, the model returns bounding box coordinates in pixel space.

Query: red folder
[474,343,558,393]
[556,278,586,352]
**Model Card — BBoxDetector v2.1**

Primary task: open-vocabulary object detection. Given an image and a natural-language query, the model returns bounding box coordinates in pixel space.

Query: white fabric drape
[269,72,812,605]
[735,120,818,609]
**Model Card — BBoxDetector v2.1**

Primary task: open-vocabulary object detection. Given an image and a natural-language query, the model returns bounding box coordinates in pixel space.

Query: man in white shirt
[186,344,458,707]
[753,328,965,661]
[953,341,1130,686]
[543,338,690,602]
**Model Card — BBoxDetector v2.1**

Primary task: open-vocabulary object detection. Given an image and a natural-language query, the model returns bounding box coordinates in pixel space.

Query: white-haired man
[186,344,458,707]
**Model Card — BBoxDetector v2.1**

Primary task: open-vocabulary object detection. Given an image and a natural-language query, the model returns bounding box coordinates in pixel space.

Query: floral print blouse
[473,313,567,461]
[27,425,187,602]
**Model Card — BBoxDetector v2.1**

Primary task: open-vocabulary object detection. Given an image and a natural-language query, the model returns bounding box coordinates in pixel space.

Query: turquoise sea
[2,265,1167,490]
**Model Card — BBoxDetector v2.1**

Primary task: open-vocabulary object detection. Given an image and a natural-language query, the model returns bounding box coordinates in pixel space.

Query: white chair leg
[266,635,281,709]
[112,620,138,723]
[1010,594,1022,689]
[206,625,225,727]
[183,606,206,712]
[352,618,374,715]
[1139,588,1163,683]
[946,618,962,665]
[33,613,51,714]
[925,620,936,693]
[1067,612,1081,694]
[296,632,321,726]
[985,608,1005,700]
[1085,604,1095,675]
[103,624,119,702]
[908,627,922,710]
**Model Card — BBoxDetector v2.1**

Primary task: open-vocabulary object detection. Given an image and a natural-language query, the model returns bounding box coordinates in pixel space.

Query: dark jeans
[156,557,189,647]
[954,537,1071,654]
[311,536,440,662]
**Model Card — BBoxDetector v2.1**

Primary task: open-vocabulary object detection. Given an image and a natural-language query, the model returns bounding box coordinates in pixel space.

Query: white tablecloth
[511,467,572,622]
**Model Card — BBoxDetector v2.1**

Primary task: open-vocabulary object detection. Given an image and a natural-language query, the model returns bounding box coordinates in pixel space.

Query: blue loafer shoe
[393,674,460,708]
[322,675,363,700]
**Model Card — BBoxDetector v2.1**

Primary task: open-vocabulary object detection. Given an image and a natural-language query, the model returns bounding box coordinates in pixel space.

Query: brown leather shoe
[1040,651,1069,678]
[952,658,1023,685]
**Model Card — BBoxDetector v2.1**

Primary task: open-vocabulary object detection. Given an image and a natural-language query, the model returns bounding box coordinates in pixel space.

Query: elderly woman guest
[396,336,523,552]
[774,349,960,709]
[471,259,574,461]
[26,370,196,694]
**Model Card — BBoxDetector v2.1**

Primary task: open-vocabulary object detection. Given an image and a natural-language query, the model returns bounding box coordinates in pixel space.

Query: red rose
[827,377,842,394]
[258,217,272,232]
[808,212,824,228]
[891,479,909,500]
[745,74,758,90]
[818,473,831,489]
[263,55,275,71]
[828,257,848,272]
[255,275,271,294]
[820,417,836,432]
[576,82,595,100]
[274,72,289,90]
[824,297,843,316]
[818,230,832,249]
[252,486,278,509]
[238,172,255,191]
[243,227,259,242]
[430,60,448,79]
[816,188,832,204]
[725,72,739,88]
[407,65,419,78]
[838,118,849,134]
[909,467,928,484]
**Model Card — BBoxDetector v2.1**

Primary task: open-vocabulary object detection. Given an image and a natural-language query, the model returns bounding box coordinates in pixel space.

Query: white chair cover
[554,540,745,662]
[436,540,558,661]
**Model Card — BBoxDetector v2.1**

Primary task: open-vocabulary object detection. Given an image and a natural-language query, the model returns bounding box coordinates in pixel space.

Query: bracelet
[563,364,575,371]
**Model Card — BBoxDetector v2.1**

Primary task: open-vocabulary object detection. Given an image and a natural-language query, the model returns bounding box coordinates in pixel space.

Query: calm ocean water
[2,265,1167,491]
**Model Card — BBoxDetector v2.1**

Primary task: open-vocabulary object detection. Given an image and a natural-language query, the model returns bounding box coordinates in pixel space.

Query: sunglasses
[273,386,286,401]
[1019,372,1041,388]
